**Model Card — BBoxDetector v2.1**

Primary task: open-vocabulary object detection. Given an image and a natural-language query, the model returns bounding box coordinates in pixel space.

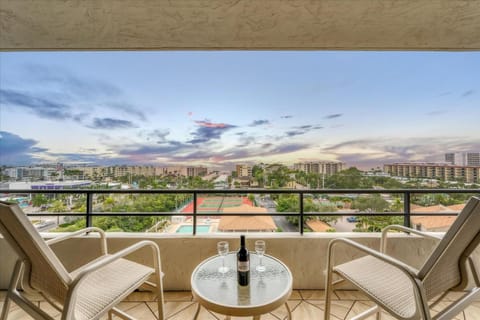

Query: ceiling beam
[1,0,479,51]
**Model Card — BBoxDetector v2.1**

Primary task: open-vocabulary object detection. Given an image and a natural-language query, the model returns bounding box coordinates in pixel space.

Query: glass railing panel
[91,215,166,232]
[93,193,192,214]
[37,215,86,232]
[409,192,479,231]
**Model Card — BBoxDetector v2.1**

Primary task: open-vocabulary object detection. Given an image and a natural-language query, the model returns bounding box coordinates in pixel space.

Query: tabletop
[191,252,292,317]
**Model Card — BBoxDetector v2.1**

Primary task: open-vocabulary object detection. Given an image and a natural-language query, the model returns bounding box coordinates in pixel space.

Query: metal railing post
[404,191,411,228]
[193,192,197,235]
[299,192,304,235]
[86,192,93,228]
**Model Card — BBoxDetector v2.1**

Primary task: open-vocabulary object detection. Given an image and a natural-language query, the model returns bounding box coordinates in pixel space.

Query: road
[255,195,297,232]
[330,216,356,232]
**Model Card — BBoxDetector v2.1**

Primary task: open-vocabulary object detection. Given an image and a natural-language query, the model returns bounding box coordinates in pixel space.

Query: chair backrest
[419,196,480,299]
[0,201,71,303]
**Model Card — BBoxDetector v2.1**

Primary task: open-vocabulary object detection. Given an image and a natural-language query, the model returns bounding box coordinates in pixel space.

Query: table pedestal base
[194,302,292,320]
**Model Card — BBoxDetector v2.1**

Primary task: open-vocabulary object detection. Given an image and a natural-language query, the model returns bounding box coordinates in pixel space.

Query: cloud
[104,102,146,121]
[297,125,312,130]
[195,120,230,128]
[286,130,306,137]
[249,120,270,127]
[281,115,293,119]
[24,64,121,99]
[284,124,323,137]
[0,89,72,120]
[324,113,343,119]
[462,90,475,97]
[189,120,236,144]
[7,64,146,121]
[236,136,257,147]
[426,110,448,116]
[271,143,310,154]
[88,118,137,129]
[322,137,480,169]
[48,153,125,165]
[118,142,187,156]
[140,129,171,143]
[0,131,47,164]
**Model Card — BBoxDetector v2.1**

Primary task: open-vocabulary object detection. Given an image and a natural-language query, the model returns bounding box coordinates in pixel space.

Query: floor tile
[148,300,195,318]
[307,299,354,320]
[163,291,193,301]
[464,303,480,320]
[299,290,325,300]
[270,300,301,319]
[167,302,218,320]
[3,289,480,319]
[290,301,324,319]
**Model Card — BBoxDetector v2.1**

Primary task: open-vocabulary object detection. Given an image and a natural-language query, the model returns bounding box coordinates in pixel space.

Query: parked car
[346,216,358,223]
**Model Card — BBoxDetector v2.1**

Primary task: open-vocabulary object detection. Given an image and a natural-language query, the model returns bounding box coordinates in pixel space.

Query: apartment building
[445,152,480,166]
[3,167,54,181]
[159,166,207,177]
[293,161,345,176]
[75,165,207,179]
[236,164,252,177]
[384,162,480,183]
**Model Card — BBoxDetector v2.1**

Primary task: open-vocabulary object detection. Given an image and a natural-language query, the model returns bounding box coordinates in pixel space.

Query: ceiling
[1,0,479,51]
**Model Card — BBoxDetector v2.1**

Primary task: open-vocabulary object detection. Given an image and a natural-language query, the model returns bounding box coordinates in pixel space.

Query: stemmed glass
[255,240,266,272]
[217,241,229,273]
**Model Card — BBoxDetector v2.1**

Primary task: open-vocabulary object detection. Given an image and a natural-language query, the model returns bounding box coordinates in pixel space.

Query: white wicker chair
[325,196,480,320]
[0,201,165,320]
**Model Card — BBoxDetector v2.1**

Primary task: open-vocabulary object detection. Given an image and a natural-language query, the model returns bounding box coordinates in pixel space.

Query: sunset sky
[0,51,479,170]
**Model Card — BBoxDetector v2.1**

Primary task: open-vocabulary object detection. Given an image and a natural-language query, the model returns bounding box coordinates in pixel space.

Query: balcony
[1,188,480,319]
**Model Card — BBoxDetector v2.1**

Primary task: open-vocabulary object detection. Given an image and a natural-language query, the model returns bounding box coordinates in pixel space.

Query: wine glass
[255,240,266,272]
[217,241,229,273]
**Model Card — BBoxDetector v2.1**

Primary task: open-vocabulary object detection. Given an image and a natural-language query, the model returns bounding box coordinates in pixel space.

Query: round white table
[191,252,292,319]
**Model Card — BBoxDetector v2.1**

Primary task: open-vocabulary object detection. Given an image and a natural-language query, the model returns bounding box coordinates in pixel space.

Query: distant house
[411,203,465,231]
[218,204,276,232]
[306,220,334,232]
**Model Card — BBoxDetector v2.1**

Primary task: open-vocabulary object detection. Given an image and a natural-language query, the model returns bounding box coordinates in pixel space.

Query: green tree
[32,194,48,207]
[352,195,402,232]
[325,167,372,189]
[48,200,67,212]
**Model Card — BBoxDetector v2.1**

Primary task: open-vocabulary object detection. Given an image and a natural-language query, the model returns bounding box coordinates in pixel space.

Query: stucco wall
[4,232,471,291]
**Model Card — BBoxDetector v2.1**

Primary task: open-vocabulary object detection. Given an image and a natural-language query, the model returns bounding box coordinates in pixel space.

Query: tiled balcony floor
[1,290,480,319]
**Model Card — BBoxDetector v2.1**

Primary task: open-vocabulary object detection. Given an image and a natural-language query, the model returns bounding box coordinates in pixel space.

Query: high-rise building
[445,152,480,166]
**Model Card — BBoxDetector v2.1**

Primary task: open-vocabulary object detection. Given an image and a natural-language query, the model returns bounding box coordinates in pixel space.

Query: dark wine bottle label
[238,261,249,272]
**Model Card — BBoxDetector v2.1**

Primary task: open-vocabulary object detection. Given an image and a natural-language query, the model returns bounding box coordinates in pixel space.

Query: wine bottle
[237,234,250,286]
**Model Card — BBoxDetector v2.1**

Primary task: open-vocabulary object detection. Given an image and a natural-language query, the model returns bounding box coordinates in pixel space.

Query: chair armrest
[46,227,107,255]
[381,224,442,253]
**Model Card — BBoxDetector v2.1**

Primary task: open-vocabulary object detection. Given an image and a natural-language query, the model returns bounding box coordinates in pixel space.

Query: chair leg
[324,268,334,320]
[1,260,25,320]
[0,293,12,320]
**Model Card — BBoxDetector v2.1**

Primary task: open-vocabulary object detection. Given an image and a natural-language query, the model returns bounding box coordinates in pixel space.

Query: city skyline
[0,51,479,170]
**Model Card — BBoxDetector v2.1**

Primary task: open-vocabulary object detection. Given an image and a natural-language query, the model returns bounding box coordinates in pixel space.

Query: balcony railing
[2,188,479,234]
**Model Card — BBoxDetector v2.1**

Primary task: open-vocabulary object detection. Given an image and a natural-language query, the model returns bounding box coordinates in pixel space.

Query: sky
[0,51,479,170]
